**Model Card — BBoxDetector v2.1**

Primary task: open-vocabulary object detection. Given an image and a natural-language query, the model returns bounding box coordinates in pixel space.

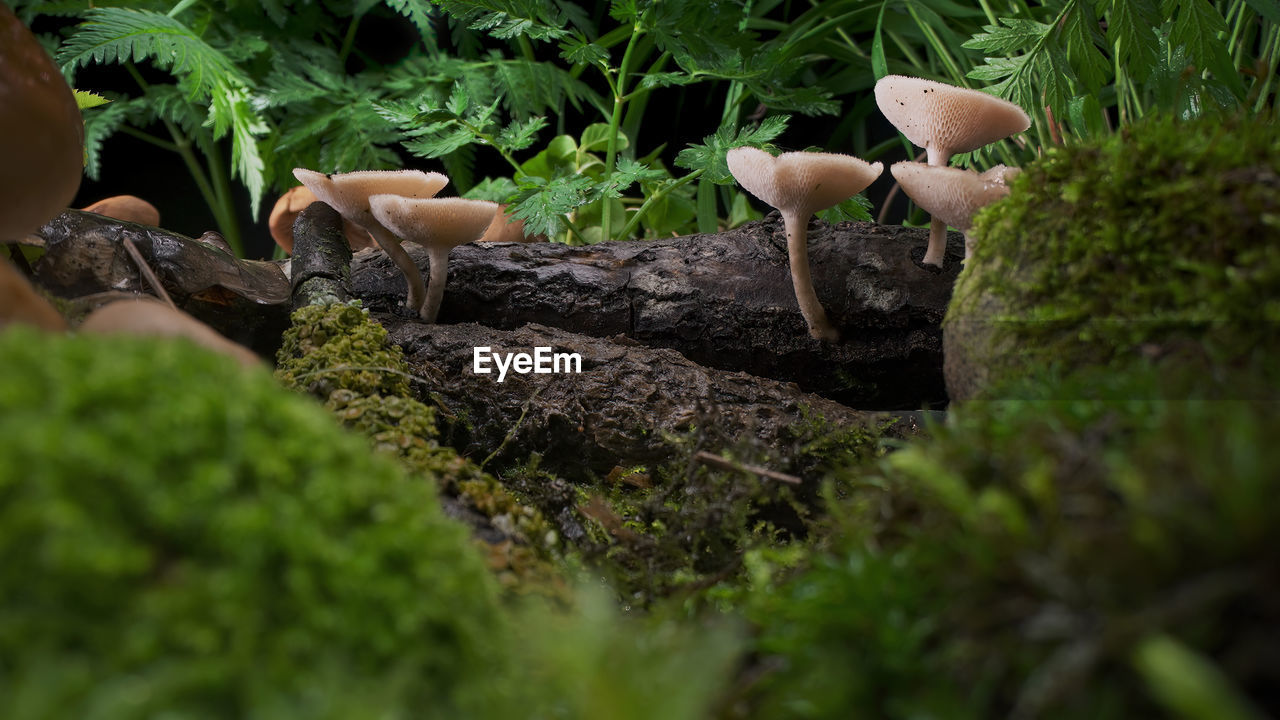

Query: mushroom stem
[923,217,949,267]
[367,224,427,314]
[420,244,452,323]
[783,213,840,343]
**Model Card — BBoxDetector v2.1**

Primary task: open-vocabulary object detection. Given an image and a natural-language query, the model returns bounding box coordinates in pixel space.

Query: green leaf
[637,71,698,90]
[1062,0,1110,94]
[605,157,666,198]
[962,17,1052,55]
[675,114,790,184]
[463,176,520,203]
[579,123,627,153]
[1244,0,1280,24]
[496,116,548,154]
[816,194,873,224]
[382,0,438,50]
[74,89,110,110]
[1107,0,1162,82]
[871,0,888,80]
[1164,0,1246,100]
[509,173,597,237]
[81,96,136,180]
[1133,634,1266,720]
[559,36,609,66]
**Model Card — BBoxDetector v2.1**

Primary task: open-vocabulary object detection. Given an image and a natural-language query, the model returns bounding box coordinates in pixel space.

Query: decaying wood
[289,201,353,309]
[355,213,964,409]
[380,314,930,479]
[33,210,291,356]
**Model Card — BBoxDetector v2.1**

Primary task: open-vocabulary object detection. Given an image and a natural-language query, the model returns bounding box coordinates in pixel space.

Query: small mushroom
[1,258,66,332]
[268,185,374,254]
[368,195,498,324]
[78,296,261,367]
[0,3,83,241]
[875,75,1029,267]
[292,168,448,316]
[80,195,161,226]
[727,147,883,342]
[890,162,1014,261]
[478,204,538,243]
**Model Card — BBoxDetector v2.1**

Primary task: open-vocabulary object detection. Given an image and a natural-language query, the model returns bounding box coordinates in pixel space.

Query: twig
[693,450,801,485]
[481,385,543,469]
[121,237,176,310]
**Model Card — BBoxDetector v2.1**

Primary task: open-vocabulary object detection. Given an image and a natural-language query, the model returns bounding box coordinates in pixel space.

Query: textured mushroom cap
[875,75,1030,159]
[79,297,261,367]
[81,195,161,226]
[291,168,449,229]
[269,185,374,253]
[890,161,1012,231]
[0,4,83,240]
[979,164,1022,186]
[727,147,883,217]
[368,196,499,250]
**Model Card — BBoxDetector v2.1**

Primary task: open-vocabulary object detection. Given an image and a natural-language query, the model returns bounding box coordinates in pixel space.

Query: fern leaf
[1164,0,1246,99]
[81,96,136,180]
[675,114,790,184]
[383,0,439,49]
[509,174,598,237]
[962,17,1053,55]
[1106,0,1162,82]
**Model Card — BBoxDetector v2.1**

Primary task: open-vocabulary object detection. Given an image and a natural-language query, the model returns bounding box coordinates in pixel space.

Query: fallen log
[380,314,929,480]
[356,214,963,409]
[32,210,291,356]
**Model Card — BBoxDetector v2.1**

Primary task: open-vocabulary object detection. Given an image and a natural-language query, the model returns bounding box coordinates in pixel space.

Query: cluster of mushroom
[727,75,1029,342]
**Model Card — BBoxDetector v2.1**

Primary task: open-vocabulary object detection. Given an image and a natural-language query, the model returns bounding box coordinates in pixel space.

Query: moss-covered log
[356,214,962,409]
[379,314,929,479]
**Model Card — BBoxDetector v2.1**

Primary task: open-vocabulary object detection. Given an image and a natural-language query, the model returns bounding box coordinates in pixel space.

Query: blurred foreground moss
[0,326,503,717]
[739,362,1279,718]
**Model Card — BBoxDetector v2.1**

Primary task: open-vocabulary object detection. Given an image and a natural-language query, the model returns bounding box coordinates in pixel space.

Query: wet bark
[380,315,931,479]
[355,213,964,409]
[288,201,353,309]
[32,210,291,357]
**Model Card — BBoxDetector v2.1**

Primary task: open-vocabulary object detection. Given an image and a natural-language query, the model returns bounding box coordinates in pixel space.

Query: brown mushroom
[368,195,498,323]
[80,195,161,226]
[1,258,66,332]
[292,168,448,315]
[478,204,538,243]
[78,296,261,367]
[726,147,882,342]
[0,3,83,241]
[268,185,375,254]
[875,75,1029,266]
[890,162,1014,261]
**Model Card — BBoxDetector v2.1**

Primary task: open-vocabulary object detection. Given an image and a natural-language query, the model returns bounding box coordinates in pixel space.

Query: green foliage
[0,326,503,717]
[955,112,1280,389]
[740,362,1280,718]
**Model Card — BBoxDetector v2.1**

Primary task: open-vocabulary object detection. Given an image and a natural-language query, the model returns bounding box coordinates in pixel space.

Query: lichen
[950,113,1280,397]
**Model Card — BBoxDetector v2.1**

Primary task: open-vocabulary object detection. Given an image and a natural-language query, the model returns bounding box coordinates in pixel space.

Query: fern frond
[383,0,440,50]
[81,96,138,180]
[433,0,573,43]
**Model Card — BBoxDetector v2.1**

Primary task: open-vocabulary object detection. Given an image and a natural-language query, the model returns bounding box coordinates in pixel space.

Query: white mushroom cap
[979,164,1022,186]
[889,161,1012,232]
[291,168,449,228]
[368,196,499,249]
[875,75,1030,163]
[726,147,883,218]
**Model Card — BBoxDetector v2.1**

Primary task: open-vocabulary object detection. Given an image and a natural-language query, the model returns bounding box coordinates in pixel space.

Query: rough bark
[32,210,291,356]
[356,213,964,409]
[288,201,353,309]
[380,314,932,480]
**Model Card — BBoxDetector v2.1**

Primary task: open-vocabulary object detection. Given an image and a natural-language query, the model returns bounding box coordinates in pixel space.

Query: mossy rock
[946,113,1280,402]
[741,362,1280,718]
[0,327,503,717]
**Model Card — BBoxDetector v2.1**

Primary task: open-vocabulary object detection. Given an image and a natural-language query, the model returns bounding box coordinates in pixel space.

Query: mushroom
[368,195,498,324]
[726,147,883,342]
[478,204,538,243]
[0,3,83,241]
[268,185,374,254]
[1,258,67,332]
[292,168,448,317]
[890,162,1016,261]
[80,195,161,226]
[874,75,1029,267]
[78,296,261,367]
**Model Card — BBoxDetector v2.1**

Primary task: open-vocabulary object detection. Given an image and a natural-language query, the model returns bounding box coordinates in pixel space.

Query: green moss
[951,113,1280,397]
[741,362,1279,718]
[275,303,563,593]
[0,327,503,717]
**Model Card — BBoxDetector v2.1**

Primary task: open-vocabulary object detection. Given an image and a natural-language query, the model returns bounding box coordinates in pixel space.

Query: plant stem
[601,12,647,242]
[618,169,703,240]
